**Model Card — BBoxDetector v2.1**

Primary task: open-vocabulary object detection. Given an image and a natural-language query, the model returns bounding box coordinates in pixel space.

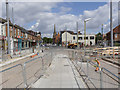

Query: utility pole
[84,18,92,47]
[110,0,113,47]
[65,28,67,48]
[101,24,104,46]
[76,22,79,49]
[6,0,10,54]
[84,21,86,46]
[12,7,14,48]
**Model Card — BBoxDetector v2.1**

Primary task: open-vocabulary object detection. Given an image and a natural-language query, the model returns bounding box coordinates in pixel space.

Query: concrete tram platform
[31,54,87,88]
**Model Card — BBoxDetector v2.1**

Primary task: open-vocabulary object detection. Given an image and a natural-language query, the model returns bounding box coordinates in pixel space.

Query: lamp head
[85,18,92,22]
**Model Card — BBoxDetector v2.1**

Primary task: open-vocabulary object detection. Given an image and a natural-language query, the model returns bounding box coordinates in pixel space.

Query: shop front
[0,36,7,50]
[17,36,22,51]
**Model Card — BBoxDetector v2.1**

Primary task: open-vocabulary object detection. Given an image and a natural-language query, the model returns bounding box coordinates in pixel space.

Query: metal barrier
[23,56,42,88]
[0,51,52,88]
[69,49,120,88]
[23,52,52,88]
[0,64,25,88]
[1,47,39,62]
[0,64,22,73]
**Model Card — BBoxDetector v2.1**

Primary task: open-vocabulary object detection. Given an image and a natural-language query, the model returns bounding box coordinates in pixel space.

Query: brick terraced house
[0,18,41,52]
[106,25,120,46]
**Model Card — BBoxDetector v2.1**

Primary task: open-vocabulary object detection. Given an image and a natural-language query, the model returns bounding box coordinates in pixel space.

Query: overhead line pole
[110,0,113,47]
[76,22,79,49]
[12,7,14,48]
[102,24,104,47]
[6,0,10,54]
[65,26,67,48]
[84,21,86,46]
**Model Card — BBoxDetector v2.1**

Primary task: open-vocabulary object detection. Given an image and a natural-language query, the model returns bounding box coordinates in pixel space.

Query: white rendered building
[61,31,95,46]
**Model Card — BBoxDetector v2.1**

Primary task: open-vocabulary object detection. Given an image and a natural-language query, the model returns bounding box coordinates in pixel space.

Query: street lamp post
[84,18,92,46]
[66,30,67,48]
[65,26,67,48]
[84,18,92,56]
[84,20,86,46]
[76,21,79,49]
[101,24,104,47]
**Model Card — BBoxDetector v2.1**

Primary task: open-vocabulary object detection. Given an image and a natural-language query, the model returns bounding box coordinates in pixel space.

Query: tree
[43,37,53,44]
[95,32,102,45]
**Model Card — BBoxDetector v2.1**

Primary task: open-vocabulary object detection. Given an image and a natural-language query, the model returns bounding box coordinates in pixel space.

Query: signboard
[17,36,21,38]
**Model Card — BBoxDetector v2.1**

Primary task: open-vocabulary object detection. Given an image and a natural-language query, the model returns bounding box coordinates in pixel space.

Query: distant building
[61,30,95,46]
[0,18,41,52]
[53,24,60,45]
[106,25,120,46]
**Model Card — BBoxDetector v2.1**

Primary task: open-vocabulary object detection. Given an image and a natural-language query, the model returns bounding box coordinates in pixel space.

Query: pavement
[32,53,87,88]
[0,53,35,67]
[0,48,42,67]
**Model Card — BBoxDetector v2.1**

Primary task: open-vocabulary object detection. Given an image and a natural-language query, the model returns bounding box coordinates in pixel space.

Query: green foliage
[114,42,120,46]
[43,37,53,44]
[95,32,102,44]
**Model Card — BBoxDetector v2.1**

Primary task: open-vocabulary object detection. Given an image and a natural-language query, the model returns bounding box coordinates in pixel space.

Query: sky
[0,0,119,38]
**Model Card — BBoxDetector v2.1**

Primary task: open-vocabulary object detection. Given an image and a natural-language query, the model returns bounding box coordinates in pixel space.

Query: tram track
[101,58,120,67]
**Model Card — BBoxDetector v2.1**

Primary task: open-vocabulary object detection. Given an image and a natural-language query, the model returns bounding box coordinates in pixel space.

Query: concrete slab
[32,54,87,88]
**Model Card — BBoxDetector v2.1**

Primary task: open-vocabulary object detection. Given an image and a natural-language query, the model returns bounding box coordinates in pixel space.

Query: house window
[78,37,82,40]
[25,33,28,38]
[15,29,16,37]
[26,42,27,47]
[18,29,19,35]
[73,36,75,40]
[90,36,94,39]
[84,37,88,40]
[115,34,117,38]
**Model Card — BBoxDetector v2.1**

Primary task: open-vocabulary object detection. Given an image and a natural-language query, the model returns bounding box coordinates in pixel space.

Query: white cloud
[59,6,72,14]
[1,2,118,37]
[0,1,2,17]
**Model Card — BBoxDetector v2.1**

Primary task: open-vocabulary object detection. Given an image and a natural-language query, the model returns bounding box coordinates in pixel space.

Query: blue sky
[52,2,107,15]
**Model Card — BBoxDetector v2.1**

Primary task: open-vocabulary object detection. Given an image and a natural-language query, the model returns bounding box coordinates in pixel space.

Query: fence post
[75,51,77,64]
[100,67,102,88]
[87,59,89,78]
[42,57,44,75]
[51,51,52,60]
[22,64,27,88]
[81,55,82,70]
[72,51,74,60]
[20,49,22,57]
